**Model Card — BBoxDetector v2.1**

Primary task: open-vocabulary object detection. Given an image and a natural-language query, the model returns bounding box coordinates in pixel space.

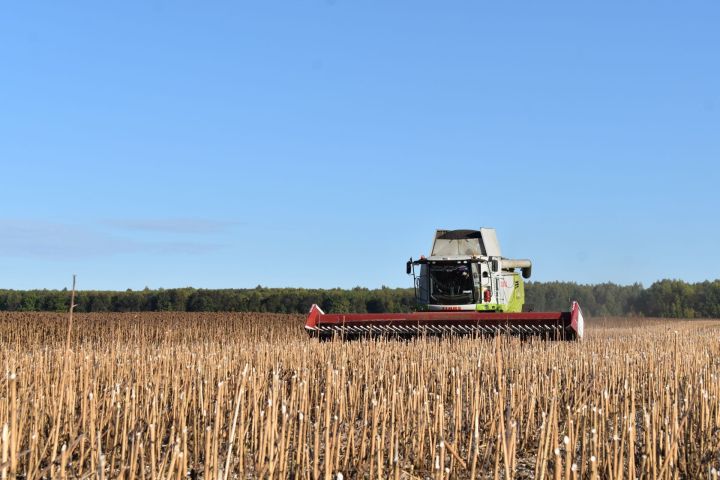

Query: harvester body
[411,229,530,313]
[305,228,583,340]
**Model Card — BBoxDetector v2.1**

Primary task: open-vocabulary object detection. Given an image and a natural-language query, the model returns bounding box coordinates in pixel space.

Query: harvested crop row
[0,312,719,479]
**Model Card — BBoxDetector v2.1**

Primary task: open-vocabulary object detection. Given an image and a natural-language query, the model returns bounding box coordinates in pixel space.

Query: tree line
[0,279,718,318]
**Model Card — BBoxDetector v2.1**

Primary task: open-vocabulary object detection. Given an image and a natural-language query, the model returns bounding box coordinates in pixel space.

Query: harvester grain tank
[305,229,584,340]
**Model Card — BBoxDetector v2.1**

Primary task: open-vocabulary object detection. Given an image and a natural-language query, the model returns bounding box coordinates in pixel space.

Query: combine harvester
[305,229,583,341]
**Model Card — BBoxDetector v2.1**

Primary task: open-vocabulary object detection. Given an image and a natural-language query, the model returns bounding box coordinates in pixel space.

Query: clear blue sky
[1,1,718,290]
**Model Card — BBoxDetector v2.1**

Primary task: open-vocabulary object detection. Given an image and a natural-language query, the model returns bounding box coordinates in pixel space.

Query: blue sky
[1,1,718,290]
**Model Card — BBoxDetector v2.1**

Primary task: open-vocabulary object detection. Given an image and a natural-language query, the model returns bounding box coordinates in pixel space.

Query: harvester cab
[305,228,583,341]
[407,229,531,313]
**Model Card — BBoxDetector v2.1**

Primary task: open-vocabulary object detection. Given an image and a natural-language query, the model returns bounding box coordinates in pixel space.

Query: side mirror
[522,266,532,279]
[406,258,413,275]
[491,259,499,272]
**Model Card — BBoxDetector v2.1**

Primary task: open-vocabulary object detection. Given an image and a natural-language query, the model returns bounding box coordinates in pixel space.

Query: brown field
[1,312,719,479]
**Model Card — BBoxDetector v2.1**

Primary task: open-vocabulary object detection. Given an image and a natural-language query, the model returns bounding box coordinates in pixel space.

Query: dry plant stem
[50,275,77,471]
[222,385,243,480]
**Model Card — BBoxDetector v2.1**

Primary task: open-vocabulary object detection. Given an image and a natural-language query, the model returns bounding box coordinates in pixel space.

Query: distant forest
[1,279,719,318]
